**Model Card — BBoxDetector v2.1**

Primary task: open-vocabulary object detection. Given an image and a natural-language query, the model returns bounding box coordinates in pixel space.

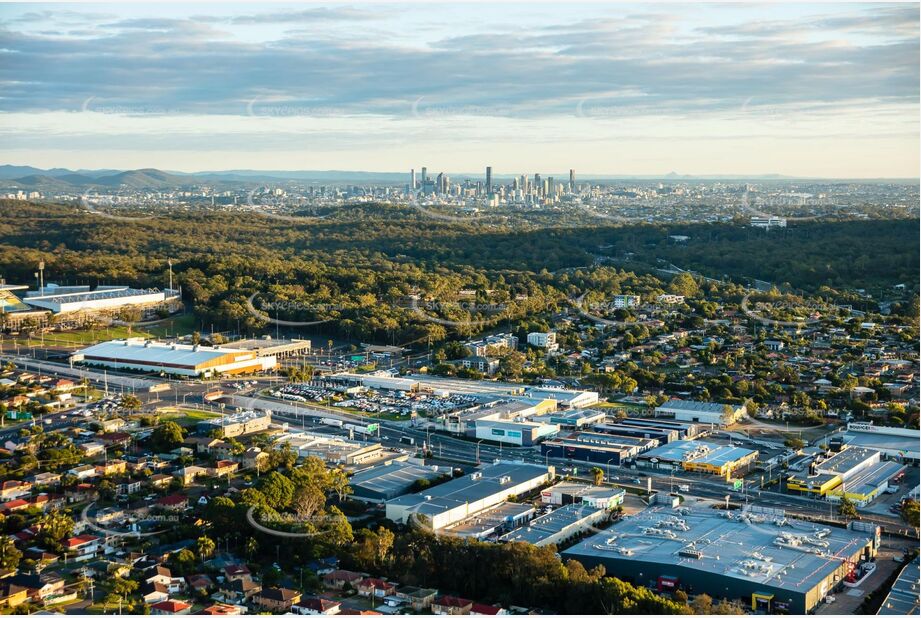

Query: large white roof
[77,339,238,368]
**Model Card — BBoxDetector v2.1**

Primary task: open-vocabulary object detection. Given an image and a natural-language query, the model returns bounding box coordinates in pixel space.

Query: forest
[1,200,916,347]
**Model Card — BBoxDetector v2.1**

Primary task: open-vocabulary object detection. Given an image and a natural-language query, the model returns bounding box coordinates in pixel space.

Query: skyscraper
[569,169,575,191]
[421,167,427,185]
[411,168,416,191]
[486,166,492,195]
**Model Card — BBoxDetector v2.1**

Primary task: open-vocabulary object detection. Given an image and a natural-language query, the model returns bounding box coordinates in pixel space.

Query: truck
[400,436,416,446]
[678,484,690,492]
[321,418,344,428]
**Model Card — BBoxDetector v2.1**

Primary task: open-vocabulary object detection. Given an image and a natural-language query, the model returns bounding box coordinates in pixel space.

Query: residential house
[323,570,364,590]
[293,597,342,615]
[470,604,506,615]
[156,494,189,511]
[0,581,28,609]
[210,460,239,478]
[242,447,269,470]
[95,459,127,476]
[140,581,169,605]
[8,572,65,601]
[432,595,474,615]
[357,578,395,598]
[64,534,104,561]
[254,587,302,612]
[217,577,261,604]
[151,599,192,615]
[396,587,438,611]
[202,602,245,615]
[27,472,61,487]
[0,480,31,500]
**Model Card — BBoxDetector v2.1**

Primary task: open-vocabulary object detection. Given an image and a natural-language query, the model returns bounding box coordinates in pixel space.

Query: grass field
[157,408,222,426]
[9,312,199,348]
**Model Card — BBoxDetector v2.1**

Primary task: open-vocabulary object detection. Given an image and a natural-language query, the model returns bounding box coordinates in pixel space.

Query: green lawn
[158,408,222,426]
[10,312,198,348]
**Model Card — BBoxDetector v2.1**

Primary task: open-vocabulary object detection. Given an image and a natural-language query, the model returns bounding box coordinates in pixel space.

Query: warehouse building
[328,373,420,392]
[73,338,276,377]
[637,440,758,476]
[222,337,312,358]
[349,461,446,503]
[787,447,903,505]
[618,417,705,440]
[443,502,536,539]
[592,422,679,445]
[540,482,626,510]
[540,431,656,466]
[276,433,390,466]
[385,462,553,531]
[532,408,606,429]
[521,387,599,409]
[838,422,920,462]
[654,399,745,426]
[562,505,880,614]
[500,503,609,547]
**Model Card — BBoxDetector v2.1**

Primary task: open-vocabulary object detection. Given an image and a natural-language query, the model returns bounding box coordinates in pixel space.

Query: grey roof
[386,462,549,517]
[640,440,756,465]
[562,506,874,594]
[877,557,920,615]
[843,431,920,459]
[816,447,879,475]
[350,462,443,499]
[77,339,240,368]
[500,503,606,545]
[656,399,734,414]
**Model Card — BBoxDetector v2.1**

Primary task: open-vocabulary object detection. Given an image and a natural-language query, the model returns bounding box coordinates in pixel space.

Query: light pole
[476,439,483,465]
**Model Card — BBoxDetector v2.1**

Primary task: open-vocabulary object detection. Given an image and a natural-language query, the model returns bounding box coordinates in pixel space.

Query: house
[140,581,170,605]
[184,436,224,454]
[64,534,103,561]
[217,577,261,604]
[65,483,99,503]
[357,578,395,598]
[202,602,245,615]
[396,587,438,611]
[210,460,239,478]
[151,599,192,615]
[116,480,143,496]
[432,595,474,615]
[149,473,172,489]
[100,418,127,433]
[0,581,28,609]
[323,570,364,590]
[156,494,189,511]
[223,564,252,583]
[253,587,301,611]
[173,465,208,485]
[242,447,269,470]
[67,464,98,480]
[30,493,66,512]
[28,472,62,487]
[80,442,106,457]
[144,565,183,593]
[8,572,64,601]
[95,459,127,476]
[306,557,339,575]
[99,432,132,448]
[0,480,32,500]
[293,597,342,615]
[187,573,215,594]
[0,499,29,514]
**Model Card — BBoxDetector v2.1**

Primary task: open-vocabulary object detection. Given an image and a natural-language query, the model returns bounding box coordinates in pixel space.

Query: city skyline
[1,2,918,177]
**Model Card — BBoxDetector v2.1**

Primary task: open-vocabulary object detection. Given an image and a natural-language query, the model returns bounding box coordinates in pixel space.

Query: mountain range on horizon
[0,164,914,191]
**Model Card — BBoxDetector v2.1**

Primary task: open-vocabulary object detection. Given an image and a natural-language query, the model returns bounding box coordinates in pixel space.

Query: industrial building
[540,482,626,510]
[348,461,446,503]
[787,446,905,505]
[521,386,599,409]
[877,557,920,615]
[837,422,920,462]
[385,462,553,531]
[442,398,560,446]
[654,399,745,426]
[0,284,50,330]
[73,338,277,377]
[541,431,656,466]
[327,373,419,392]
[276,433,390,466]
[618,417,705,440]
[499,503,609,547]
[22,284,177,315]
[637,440,758,476]
[592,422,679,445]
[197,410,272,438]
[532,408,606,429]
[562,505,880,614]
[443,502,535,539]
[222,337,312,358]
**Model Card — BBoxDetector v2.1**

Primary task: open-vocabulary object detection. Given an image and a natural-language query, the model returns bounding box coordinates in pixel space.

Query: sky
[0,2,918,177]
